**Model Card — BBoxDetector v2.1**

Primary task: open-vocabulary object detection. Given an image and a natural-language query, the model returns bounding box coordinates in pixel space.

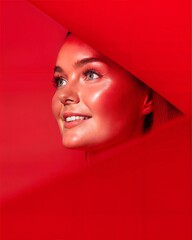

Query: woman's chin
[62,138,118,152]
[62,137,103,151]
[62,136,88,150]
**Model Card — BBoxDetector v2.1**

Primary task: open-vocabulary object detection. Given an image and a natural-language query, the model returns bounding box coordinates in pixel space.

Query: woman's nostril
[58,91,80,105]
[64,98,76,105]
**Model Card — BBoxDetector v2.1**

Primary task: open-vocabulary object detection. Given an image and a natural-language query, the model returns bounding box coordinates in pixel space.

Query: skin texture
[52,35,153,151]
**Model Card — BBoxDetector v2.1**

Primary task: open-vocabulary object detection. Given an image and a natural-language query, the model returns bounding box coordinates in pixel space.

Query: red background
[0,0,85,202]
[0,1,191,239]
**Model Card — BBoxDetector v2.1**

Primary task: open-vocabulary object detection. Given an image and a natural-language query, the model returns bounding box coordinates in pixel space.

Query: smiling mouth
[65,115,91,122]
[63,114,92,129]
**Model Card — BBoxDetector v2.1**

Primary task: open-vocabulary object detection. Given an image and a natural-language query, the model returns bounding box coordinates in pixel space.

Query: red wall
[0,0,85,202]
[0,1,191,239]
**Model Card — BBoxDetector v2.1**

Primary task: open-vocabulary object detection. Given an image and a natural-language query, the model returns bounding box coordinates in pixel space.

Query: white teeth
[71,116,75,121]
[65,116,89,122]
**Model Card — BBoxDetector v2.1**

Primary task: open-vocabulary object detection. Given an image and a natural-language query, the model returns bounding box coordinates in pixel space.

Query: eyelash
[83,69,102,80]
[53,69,102,88]
[53,76,67,88]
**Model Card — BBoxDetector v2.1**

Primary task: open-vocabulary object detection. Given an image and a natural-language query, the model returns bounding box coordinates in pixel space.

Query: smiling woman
[52,33,181,152]
[1,1,189,239]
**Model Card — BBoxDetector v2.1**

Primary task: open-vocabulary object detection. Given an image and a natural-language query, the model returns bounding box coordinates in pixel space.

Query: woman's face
[52,35,149,151]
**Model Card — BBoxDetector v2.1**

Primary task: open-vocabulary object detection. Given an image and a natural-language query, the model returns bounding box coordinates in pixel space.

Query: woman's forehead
[57,35,116,68]
[60,35,100,57]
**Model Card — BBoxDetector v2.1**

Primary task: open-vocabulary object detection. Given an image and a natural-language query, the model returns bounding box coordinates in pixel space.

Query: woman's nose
[57,83,80,106]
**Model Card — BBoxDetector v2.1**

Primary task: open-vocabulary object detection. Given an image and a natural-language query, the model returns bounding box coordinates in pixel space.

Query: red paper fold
[28,0,191,115]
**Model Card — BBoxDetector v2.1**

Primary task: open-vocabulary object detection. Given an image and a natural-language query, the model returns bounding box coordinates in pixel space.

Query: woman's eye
[54,77,67,88]
[84,70,101,80]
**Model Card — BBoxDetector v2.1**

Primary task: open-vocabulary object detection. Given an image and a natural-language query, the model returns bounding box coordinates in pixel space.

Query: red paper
[0,1,191,239]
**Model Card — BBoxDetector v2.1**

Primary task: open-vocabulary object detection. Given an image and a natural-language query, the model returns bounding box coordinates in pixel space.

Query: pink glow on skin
[52,35,152,151]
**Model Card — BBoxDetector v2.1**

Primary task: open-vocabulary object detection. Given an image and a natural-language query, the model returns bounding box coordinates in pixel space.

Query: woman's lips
[63,113,92,129]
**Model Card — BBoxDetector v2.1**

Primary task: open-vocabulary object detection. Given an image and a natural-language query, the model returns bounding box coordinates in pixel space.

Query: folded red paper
[28,0,191,115]
[1,117,191,240]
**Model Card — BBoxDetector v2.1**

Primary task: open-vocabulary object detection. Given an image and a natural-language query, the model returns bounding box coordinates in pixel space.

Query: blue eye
[53,76,67,88]
[84,69,101,80]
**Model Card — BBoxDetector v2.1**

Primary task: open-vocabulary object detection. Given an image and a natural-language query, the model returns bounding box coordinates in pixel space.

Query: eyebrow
[54,57,103,74]
[54,66,63,73]
[74,57,103,68]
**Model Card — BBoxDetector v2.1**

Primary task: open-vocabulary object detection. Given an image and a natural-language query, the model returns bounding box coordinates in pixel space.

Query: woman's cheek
[51,94,59,118]
[82,80,117,110]
[52,94,63,132]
